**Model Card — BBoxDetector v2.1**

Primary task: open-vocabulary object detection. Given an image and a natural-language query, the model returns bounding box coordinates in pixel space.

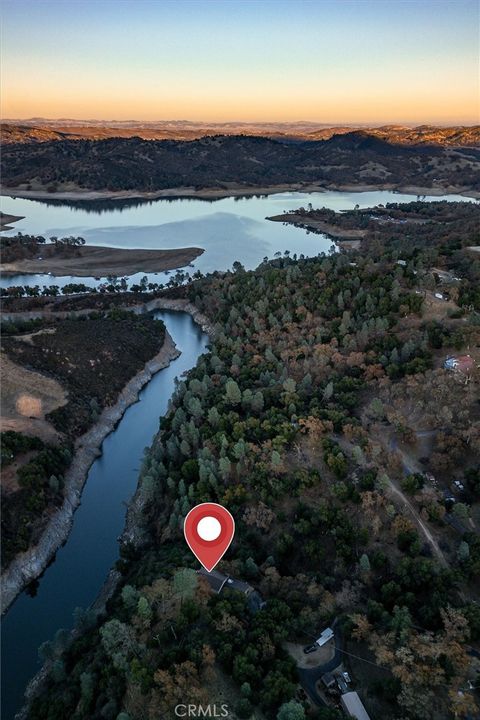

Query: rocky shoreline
[2,296,216,332]
[1,181,478,201]
[9,299,214,719]
[0,329,180,615]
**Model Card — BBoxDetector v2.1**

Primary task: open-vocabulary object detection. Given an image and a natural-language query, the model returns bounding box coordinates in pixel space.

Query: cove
[1,310,209,720]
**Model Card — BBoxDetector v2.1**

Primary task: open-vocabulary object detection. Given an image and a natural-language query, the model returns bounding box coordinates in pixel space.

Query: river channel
[1,310,209,720]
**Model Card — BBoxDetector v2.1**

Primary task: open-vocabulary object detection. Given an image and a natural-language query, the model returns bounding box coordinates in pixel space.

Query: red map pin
[184,503,235,572]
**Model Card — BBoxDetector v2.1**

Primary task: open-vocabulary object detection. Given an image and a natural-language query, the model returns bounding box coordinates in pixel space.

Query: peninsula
[1,244,203,278]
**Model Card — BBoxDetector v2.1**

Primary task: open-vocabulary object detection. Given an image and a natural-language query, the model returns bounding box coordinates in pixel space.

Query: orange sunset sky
[1,0,479,124]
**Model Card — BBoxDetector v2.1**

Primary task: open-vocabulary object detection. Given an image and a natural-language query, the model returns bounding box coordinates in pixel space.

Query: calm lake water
[0,189,474,717]
[1,311,209,720]
[0,190,473,289]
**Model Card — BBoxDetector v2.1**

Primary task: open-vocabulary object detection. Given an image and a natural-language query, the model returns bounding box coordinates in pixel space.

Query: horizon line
[2,117,479,128]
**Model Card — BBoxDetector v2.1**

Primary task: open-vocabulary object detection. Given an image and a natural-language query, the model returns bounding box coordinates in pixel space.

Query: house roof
[197,568,229,593]
[316,627,334,646]
[196,568,254,595]
[444,355,475,374]
[340,692,371,720]
[321,672,336,688]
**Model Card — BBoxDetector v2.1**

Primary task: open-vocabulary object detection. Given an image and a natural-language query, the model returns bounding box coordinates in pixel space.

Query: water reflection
[1,190,475,290]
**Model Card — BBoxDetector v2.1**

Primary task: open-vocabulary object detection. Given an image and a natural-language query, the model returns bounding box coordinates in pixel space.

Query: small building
[396,259,407,266]
[197,568,254,596]
[315,627,334,647]
[321,672,336,689]
[197,568,229,593]
[444,355,475,375]
[341,691,372,720]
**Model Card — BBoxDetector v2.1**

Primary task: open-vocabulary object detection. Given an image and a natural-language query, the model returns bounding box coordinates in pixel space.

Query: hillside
[2,132,479,194]
[1,312,167,571]
[2,121,479,146]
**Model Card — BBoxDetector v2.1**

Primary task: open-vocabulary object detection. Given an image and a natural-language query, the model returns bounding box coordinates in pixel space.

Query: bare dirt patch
[1,451,38,494]
[0,354,66,441]
[285,640,335,669]
[420,291,459,321]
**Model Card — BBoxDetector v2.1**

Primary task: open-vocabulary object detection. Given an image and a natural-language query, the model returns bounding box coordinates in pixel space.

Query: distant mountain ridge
[1,121,479,146]
[2,132,479,194]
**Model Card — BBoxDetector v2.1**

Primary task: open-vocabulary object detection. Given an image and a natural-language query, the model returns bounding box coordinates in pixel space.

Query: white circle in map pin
[197,516,222,542]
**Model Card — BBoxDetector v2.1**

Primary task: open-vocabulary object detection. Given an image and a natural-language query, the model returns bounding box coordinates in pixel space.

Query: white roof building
[315,627,334,646]
[341,692,371,720]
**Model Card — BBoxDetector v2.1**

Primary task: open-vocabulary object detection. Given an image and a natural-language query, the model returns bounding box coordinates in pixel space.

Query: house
[197,568,254,596]
[315,627,334,647]
[340,691,372,720]
[197,568,229,593]
[444,355,475,375]
[321,672,336,689]
[396,259,407,266]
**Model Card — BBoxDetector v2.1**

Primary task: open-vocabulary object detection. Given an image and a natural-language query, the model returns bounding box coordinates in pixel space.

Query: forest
[1,312,166,570]
[0,233,86,263]
[2,133,479,193]
[24,201,480,720]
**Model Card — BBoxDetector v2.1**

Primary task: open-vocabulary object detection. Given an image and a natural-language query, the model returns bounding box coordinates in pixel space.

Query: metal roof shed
[340,692,371,720]
[315,627,334,646]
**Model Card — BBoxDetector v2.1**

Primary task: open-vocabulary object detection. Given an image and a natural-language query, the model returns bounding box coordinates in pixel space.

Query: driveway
[297,621,344,706]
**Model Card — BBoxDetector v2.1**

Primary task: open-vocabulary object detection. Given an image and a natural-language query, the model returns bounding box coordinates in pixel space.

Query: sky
[1,0,478,124]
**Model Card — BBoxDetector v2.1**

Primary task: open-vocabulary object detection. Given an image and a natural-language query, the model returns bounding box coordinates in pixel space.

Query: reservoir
[0,190,473,289]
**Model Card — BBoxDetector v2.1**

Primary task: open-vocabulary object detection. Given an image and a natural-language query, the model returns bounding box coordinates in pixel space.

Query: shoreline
[10,298,214,720]
[1,182,479,201]
[1,298,213,616]
[121,300,214,549]
[267,212,366,243]
[0,245,204,278]
[1,296,216,327]
[0,212,25,231]
[0,329,180,615]
[16,566,121,720]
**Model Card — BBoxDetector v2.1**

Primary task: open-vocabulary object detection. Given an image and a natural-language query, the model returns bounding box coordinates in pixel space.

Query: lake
[0,190,473,289]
